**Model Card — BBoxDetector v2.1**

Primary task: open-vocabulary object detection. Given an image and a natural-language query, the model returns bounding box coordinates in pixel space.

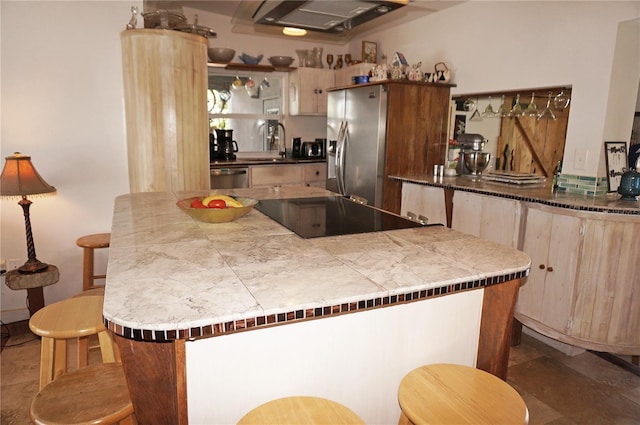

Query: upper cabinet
[289,68,335,115]
[121,29,209,192]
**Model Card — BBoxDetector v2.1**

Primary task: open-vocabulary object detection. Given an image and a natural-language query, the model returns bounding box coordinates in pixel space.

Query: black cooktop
[255,196,430,239]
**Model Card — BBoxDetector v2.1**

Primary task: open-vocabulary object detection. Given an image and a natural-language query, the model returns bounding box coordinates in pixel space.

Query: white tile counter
[105,186,531,424]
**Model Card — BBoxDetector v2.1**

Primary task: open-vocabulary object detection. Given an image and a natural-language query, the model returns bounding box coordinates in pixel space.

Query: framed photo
[362,41,377,63]
[604,141,628,192]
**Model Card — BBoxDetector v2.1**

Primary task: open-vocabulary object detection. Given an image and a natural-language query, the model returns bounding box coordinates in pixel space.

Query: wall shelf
[207,62,296,72]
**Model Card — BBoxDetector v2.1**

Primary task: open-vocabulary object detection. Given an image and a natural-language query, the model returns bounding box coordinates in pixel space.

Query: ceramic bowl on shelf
[238,53,263,65]
[208,48,236,63]
[267,56,294,67]
[176,196,258,223]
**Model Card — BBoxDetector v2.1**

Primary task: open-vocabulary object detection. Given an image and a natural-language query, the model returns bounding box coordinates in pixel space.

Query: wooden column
[477,278,521,380]
[114,336,187,425]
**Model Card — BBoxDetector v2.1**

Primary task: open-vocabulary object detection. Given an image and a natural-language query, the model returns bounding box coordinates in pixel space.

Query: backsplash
[556,173,609,196]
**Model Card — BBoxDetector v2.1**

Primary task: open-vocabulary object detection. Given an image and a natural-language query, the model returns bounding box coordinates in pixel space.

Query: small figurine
[126,6,138,30]
[407,62,423,81]
[390,65,404,80]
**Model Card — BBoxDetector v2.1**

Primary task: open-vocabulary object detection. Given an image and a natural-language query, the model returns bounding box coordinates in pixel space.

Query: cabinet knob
[547,266,554,272]
[539,264,546,269]
[315,171,320,175]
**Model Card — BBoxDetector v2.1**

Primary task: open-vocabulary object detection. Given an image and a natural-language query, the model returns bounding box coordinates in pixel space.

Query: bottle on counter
[552,160,562,193]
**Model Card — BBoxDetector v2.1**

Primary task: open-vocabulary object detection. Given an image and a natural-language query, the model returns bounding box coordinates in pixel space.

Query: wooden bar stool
[29,295,117,390]
[30,362,134,425]
[397,364,529,425]
[237,396,365,425]
[76,233,110,291]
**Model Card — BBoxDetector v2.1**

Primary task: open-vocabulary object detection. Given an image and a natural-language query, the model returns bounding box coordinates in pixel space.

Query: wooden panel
[115,336,187,425]
[302,163,327,182]
[572,218,640,352]
[121,30,209,193]
[400,183,447,225]
[477,278,521,379]
[451,191,483,236]
[383,83,451,214]
[250,164,303,187]
[496,93,568,176]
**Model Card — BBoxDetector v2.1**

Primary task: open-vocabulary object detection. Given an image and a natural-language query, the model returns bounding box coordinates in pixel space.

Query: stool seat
[398,364,529,425]
[76,233,110,291]
[237,396,365,425]
[29,296,116,389]
[30,362,133,425]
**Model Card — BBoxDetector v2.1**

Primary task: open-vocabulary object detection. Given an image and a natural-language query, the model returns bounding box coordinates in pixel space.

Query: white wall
[350,1,640,177]
[1,1,136,321]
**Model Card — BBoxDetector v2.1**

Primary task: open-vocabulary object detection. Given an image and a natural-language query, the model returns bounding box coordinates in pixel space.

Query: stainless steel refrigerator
[326,85,388,208]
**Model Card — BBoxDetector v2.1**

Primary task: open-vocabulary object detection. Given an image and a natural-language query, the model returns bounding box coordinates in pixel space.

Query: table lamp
[0,152,56,273]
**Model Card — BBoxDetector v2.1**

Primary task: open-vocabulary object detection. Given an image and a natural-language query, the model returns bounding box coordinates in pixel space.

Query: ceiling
[143,0,462,43]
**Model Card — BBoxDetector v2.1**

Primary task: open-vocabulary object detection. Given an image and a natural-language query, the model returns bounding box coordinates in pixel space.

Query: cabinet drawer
[303,163,327,182]
[250,165,303,187]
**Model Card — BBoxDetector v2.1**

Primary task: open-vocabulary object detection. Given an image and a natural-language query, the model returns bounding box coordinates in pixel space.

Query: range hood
[252,0,407,34]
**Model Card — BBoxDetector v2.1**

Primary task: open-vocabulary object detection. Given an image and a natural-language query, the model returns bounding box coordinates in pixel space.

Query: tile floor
[1,328,639,424]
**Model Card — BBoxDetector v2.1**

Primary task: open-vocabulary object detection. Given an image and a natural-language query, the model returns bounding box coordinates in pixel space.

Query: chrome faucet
[269,122,286,158]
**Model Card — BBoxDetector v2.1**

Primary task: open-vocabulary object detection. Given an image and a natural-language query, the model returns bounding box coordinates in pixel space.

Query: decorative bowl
[267,56,294,67]
[208,48,236,63]
[176,196,258,223]
[463,152,491,175]
[239,53,263,65]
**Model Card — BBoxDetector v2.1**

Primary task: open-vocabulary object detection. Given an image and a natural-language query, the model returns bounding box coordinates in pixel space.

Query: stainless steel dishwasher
[210,168,249,189]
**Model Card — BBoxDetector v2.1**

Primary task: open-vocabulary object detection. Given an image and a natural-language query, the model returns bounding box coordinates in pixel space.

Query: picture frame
[604,141,628,192]
[362,41,377,63]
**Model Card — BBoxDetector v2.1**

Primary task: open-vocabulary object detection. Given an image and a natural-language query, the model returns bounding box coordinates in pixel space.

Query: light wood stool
[237,396,365,425]
[76,233,110,291]
[29,295,117,390]
[30,362,134,425]
[398,364,529,425]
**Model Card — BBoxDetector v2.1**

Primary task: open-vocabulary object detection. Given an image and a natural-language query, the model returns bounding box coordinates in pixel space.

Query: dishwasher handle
[210,168,247,176]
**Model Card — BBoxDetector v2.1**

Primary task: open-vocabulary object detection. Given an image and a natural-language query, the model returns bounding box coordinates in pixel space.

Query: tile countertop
[391,174,640,214]
[103,186,531,341]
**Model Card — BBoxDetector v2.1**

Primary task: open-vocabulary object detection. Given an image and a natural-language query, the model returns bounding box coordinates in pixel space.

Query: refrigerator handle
[336,121,348,195]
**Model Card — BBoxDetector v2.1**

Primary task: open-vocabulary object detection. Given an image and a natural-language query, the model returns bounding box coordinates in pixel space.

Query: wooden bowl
[176,197,258,223]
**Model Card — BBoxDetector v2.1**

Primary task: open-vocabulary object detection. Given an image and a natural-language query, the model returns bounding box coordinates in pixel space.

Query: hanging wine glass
[482,96,496,118]
[469,98,482,121]
[524,92,538,117]
[497,94,510,118]
[463,98,475,112]
[508,93,524,117]
[553,89,570,109]
[538,91,557,121]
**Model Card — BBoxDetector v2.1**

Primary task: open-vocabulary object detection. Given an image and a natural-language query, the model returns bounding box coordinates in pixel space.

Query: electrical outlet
[574,149,588,170]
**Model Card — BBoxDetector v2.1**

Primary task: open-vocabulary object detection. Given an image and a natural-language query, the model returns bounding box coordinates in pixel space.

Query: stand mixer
[456,133,491,177]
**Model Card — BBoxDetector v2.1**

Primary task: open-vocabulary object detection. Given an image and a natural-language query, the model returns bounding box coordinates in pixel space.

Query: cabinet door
[401,183,446,225]
[289,68,334,115]
[516,206,583,333]
[451,191,521,248]
[250,165,303,188]
[303,163,327,187]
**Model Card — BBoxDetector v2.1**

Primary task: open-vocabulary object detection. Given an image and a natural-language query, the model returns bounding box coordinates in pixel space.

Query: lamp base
[18,259,49,274]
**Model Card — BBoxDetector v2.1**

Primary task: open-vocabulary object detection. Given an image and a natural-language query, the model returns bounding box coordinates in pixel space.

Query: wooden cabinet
[121,29,209,193]
[401,183,447,225]
[302,163,327,187]
[249,163,326,188]
[515,205,583,333]
[515,204,640,354]
[382,82,453,214]
[289,68,334,115]
[451,191,522,248]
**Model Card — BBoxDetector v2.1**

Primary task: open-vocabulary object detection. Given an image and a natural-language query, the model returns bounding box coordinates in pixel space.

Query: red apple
[190,199,206,209]
[207,199,227,209]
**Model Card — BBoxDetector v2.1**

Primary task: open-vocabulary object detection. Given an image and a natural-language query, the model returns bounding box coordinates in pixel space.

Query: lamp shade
[0,152,56,198]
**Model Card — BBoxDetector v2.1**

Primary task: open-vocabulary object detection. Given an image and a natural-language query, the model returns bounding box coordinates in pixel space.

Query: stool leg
[77,336,89,368]
[398,411,414,425]
[82,247,94,291]
[39,337,55,390]
[53,339,67,382]
[98,330,117,363]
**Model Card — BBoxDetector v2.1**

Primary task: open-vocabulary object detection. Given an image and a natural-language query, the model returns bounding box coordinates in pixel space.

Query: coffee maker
[455,133,489,176]
[214,129,238,161]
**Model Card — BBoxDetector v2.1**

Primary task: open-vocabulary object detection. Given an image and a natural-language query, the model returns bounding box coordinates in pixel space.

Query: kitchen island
[104,186,530,424]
